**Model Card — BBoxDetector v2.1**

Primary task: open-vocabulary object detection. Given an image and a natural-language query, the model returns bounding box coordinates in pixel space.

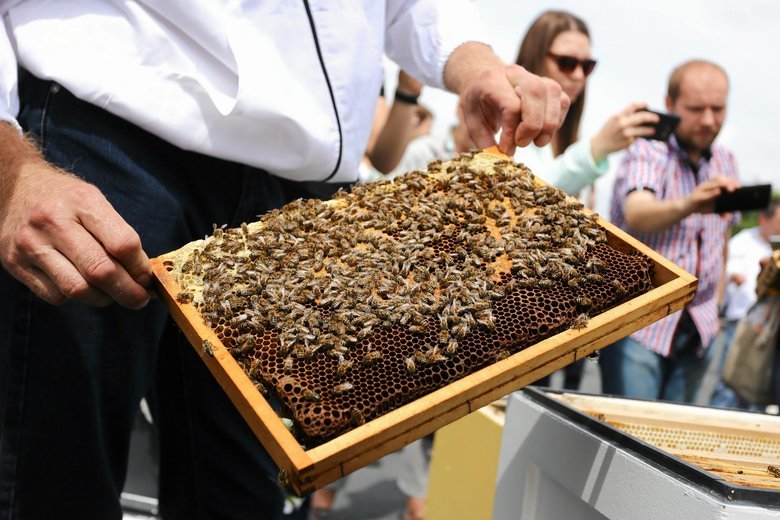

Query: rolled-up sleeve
[384,0,487,89]
[610,140,668,223]
[0,9,20,130]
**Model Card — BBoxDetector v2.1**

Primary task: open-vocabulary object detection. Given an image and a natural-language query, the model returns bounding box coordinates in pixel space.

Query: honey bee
[254,381,269,396]
[283,356,294,374]
[202,339,214,357]
[585,273,604,284]
[408,323,428,334]
[176,291,194,304]
[405,357,417,374]
[476,310,496,330]
[350,408,366,426]
[494,349,510,361]
[575,296,593,310]
[212,224,225,240]
[612,279,627,296]
[444,337,458,355]
[336,359,354,378]
[586,257,606,273]
[571,313,589,330]
[432,348,448,363]
[362,350,382,366]
[277,468,290,488]
[233,334,254,354]
[451,322,470,339]
[332,382,354,396]
[302,389,321,403]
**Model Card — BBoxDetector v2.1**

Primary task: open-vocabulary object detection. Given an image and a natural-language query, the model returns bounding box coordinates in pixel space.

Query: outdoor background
[385,0,780,217]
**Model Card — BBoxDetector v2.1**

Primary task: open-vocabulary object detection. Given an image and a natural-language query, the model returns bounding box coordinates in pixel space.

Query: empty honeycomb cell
[170,151,655,445]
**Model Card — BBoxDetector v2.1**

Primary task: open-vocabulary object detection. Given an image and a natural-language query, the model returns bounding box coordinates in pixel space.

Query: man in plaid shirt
[602,59,740,402]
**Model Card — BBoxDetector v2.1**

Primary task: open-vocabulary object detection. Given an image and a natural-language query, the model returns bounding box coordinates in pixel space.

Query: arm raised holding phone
[589,101,660,163]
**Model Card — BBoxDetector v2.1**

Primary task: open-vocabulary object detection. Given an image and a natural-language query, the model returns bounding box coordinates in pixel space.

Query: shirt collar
[669,134,713,173]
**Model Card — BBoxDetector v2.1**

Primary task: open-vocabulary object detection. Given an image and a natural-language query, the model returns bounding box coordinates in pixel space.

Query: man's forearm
[443,41,503,95]
[370,101,419,173]
[0,122,44,220]
[623,193,692,233]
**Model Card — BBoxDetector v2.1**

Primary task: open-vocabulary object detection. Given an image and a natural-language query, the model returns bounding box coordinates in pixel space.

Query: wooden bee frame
[150,150,697,495]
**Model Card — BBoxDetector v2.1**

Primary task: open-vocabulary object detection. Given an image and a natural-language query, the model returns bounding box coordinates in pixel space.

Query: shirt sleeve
[616,140,668,195]
[0,10,20,131]
[384,0,487,89]
[542,138,608,195]
[609,139,667,223]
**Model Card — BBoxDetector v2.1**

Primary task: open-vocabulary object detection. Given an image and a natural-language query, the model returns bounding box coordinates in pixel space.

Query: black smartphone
[713,184,772,213]
[638,109,681,141]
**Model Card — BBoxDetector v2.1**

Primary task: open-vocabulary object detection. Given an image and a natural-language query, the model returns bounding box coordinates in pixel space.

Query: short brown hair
[515,10,590,156]
[667,60,729,103]
[763,197,780,219]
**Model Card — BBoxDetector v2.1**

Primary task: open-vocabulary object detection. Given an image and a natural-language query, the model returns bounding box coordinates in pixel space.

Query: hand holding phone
[637,109,681,142]
[591,102,664,161]
[713,184,772,213]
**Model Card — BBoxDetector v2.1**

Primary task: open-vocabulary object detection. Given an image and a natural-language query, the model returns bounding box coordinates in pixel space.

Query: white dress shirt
[0,0,484,182]
[723,226,771,321]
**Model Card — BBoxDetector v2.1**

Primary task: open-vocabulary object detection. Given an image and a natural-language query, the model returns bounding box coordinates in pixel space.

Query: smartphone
[713,184,772,213]
[638,109,681,142]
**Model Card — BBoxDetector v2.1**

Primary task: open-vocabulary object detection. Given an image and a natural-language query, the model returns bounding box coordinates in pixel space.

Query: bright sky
[389,0,780,216]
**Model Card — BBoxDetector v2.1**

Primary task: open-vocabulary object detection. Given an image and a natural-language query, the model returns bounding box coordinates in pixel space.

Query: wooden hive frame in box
[547,391,780,492]
[150,147,697,494]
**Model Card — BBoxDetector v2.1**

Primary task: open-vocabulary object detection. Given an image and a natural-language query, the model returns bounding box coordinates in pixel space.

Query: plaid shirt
[610,136,739,357]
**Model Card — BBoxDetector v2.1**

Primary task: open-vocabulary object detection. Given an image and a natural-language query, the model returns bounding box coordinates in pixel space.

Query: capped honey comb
[165,150,653,446]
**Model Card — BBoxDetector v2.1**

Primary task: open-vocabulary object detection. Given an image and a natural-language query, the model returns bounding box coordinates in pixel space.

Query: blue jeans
[0,71,345,519]
[600,312,713,402]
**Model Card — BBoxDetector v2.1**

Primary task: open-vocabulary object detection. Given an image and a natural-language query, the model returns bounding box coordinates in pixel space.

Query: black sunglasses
[547,52,597,76]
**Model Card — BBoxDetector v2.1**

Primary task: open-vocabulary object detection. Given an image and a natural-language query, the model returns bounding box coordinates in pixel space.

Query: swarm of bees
[167,150,653,443]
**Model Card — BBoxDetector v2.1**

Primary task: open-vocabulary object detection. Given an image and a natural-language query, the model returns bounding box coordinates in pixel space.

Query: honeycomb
[606,421,780,460]
[164,150,654,446]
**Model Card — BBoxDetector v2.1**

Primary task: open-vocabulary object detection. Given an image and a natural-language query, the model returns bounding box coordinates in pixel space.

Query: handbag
[722,295,780,406]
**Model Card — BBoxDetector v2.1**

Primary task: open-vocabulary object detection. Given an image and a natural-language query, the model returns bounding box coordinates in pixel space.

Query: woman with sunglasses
[514,10,659,198]
[514,10,659,392]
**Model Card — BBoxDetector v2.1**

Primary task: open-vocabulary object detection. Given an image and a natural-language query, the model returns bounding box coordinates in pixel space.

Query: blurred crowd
[308,9,778,520]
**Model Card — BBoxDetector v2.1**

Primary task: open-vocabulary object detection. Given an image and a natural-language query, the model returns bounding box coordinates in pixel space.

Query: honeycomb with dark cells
[166,150,654,446]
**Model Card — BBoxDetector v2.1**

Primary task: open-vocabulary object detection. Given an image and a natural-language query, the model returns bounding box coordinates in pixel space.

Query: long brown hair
[516,11,590,156]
